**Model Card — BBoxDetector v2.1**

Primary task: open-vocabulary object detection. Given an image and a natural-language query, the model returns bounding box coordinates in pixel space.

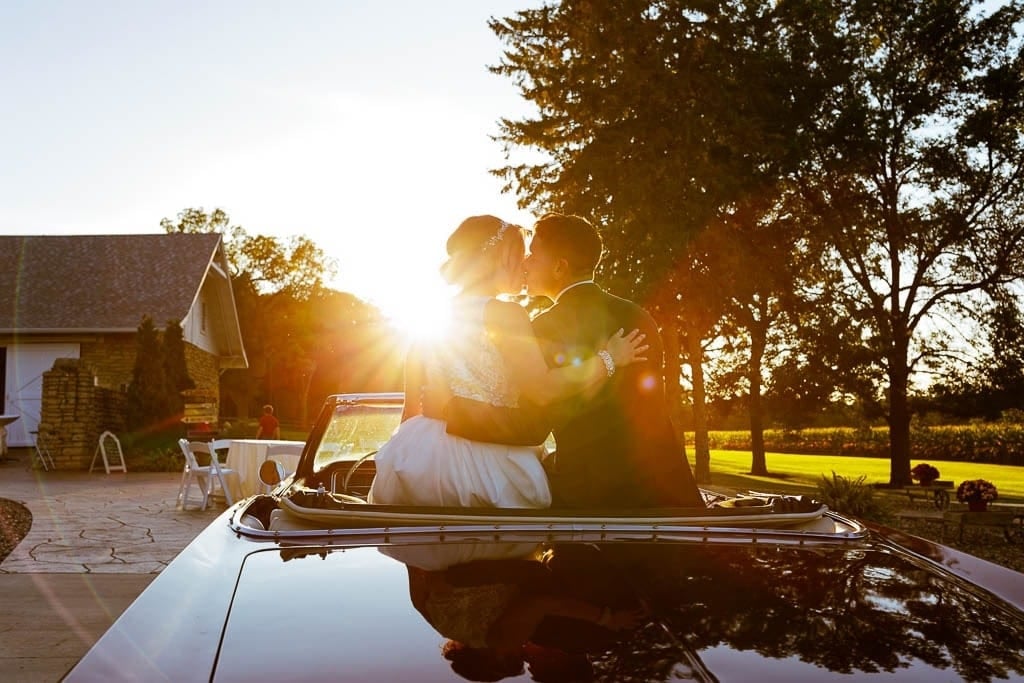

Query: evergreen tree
[162,319,195,417]
[125,316,172,430]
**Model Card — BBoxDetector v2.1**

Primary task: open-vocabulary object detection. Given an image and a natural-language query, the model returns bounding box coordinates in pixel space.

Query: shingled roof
[0,233,225,332]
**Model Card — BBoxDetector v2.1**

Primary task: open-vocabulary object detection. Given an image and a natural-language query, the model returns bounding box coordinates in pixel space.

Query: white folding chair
[30,430,56,471]
[209,439,233,463]
[177,438,212,510]
[190,441,238,508]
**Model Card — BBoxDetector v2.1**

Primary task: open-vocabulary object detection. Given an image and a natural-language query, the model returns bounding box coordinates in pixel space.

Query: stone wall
[36,339,220,470]
[79,336,218,398]
[79,335,135,391]
[37,358,125,469]
[184,342,220,403]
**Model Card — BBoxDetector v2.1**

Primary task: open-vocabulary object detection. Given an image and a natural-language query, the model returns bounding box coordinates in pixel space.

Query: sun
[379,283,458,345]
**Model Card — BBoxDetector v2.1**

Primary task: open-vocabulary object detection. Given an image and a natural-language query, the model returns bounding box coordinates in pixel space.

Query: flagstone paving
[0,449,228,679]
[1,450,223,574]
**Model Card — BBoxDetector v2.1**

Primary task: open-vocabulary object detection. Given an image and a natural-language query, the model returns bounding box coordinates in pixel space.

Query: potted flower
[910,463,941,486]
[956,479,998,512]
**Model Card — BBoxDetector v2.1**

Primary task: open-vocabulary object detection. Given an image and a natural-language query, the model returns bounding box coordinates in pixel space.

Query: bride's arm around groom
[436,213,704,509]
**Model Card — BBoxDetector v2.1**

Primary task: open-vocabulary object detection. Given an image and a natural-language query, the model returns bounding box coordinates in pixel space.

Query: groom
[431,212,703,509]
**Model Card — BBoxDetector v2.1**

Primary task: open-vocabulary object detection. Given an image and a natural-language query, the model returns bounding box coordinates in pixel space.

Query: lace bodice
[429,297,520,408]
[423,583,519,648]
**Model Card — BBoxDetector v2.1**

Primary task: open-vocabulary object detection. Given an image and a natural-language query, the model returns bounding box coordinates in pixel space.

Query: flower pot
[967,501,988,512]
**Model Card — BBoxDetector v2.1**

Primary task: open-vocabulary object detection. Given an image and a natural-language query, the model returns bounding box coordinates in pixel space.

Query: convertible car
[66,393,1024,682]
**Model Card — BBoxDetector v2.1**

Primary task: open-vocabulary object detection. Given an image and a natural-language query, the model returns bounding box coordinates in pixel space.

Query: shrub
[702,422,1024,466]
[816,472,890,523]
[910,463,940,483]
[120,428,186,472]
[124,444,183,472]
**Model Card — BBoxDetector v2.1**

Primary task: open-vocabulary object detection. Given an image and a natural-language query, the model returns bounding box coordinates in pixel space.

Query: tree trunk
[684,326,711,483]
[888,348,912,486]
[748,315,768,476]
[659,318,689,461]
[298,359,317,431]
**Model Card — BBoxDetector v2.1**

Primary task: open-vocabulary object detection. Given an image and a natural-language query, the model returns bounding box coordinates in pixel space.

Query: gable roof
[0,233,227,332]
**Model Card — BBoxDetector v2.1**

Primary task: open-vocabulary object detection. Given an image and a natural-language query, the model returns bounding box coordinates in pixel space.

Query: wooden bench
[943,508,1024,544]
[902,481,954,510]
[895,509,947,534]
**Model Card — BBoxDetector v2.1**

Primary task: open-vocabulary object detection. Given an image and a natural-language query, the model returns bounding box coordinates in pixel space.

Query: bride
[367,215,646,508]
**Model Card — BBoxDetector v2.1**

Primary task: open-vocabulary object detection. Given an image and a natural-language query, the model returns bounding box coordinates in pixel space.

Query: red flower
[956,479,998,504]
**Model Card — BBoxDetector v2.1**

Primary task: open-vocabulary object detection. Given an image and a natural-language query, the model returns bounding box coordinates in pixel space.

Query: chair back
[209,439,233,459]
[178,438,201,471]
[188,441,222,472]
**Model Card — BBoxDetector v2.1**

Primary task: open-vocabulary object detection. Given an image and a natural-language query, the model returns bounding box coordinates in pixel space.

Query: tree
[788,0,1024,484]
[161,207,342,420]
[160,207,240,243]
[703,200,812,474]
[981,287,1024,415]
[489,1,822,481]
[161,206,335,300]
[161,319,195,417]
[125,316,173,431]
[927,286,1024,419]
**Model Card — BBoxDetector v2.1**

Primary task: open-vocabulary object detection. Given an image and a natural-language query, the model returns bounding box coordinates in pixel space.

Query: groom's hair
[534,213,603,276]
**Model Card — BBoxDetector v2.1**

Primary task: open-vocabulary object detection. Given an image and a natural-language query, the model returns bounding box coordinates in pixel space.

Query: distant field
[700,423,1024,466]
[706,450,1024,503]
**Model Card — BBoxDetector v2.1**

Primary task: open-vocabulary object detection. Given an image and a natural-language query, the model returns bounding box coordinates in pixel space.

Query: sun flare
[380,284,458,345]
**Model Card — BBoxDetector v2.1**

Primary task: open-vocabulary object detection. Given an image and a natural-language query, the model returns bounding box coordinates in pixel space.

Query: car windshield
[310,394,404,473]
[307,393,558,476]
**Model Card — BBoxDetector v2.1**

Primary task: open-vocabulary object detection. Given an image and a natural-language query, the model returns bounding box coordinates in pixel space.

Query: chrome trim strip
[332,392,405,405]
[228,510,868,544]
[276,495,832,528]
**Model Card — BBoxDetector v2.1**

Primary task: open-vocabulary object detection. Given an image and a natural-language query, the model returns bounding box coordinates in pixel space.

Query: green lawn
[705,450,1024,504]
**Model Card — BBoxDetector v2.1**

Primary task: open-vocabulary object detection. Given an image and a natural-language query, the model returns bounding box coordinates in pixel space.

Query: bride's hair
[440,215,524,289]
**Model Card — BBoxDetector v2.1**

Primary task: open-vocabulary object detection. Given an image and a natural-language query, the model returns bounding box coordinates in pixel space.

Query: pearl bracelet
[597,350,615,377]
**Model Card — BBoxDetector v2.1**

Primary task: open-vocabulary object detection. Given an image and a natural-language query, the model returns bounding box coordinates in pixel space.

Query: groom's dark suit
[443,283,703,508]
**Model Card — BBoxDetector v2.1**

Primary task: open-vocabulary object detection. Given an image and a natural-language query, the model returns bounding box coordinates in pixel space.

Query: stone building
[0,233,247,468]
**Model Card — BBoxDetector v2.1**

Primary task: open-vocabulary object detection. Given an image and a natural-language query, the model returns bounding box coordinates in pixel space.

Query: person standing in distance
[256,404,280,440]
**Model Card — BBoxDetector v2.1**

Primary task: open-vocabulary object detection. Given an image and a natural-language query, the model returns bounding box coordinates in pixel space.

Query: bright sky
[0,0,540,333]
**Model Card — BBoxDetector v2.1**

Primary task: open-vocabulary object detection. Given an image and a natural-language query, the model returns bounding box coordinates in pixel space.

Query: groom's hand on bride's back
[421,381,453,420]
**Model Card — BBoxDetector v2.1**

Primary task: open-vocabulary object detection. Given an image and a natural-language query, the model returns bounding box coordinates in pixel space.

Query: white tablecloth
[0,414,18,459]
[226,439,305,498]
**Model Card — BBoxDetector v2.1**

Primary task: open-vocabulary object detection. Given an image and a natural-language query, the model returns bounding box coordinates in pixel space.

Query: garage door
[3,344,80,447]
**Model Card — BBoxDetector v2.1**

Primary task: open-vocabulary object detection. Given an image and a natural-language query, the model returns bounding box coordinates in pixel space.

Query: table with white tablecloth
[0,414,19,461]
[225,439,305,498]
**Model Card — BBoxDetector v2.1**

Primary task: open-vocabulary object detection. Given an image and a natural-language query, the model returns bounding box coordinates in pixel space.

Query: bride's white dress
[368,297,551,508]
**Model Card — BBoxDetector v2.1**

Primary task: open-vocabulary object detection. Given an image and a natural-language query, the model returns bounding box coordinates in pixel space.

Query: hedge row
[702,423,1024,466]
